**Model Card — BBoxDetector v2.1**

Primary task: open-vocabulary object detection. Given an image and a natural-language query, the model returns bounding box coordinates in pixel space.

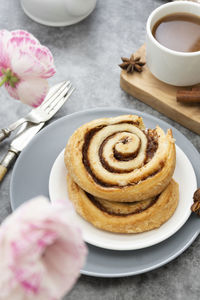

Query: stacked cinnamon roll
[64,115,179,233]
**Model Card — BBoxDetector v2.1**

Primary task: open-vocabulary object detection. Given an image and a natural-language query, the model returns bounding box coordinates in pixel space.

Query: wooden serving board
[120,45,200,135]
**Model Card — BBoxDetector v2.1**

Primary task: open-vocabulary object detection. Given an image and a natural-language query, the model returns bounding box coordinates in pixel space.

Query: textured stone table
[0,0,200,299]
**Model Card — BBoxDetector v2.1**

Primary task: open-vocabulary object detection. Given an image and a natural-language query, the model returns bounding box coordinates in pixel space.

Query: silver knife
[0,122,44,182]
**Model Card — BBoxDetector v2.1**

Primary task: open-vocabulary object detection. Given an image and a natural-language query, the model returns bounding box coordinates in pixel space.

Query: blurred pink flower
[0,30,56,107]
[0,196,87,300]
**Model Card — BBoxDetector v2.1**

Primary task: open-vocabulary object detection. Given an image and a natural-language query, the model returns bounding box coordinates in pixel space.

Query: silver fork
[0,81,74,143]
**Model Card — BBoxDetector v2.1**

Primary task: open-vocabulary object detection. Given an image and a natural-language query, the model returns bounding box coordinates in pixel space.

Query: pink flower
[0,197,87,300]
[0,30,56,107]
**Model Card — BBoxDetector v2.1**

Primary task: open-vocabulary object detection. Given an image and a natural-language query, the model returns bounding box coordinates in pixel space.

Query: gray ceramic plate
[10,107,200,278]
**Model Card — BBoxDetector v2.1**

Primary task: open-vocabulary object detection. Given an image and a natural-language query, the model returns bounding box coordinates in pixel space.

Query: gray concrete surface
[0,0,199,299]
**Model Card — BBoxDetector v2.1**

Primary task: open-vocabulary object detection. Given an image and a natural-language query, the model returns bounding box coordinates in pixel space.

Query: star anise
[119,54,145,74]
[191,188,200,215]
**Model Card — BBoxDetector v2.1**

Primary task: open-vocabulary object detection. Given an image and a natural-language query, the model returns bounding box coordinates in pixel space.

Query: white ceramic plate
[49,145,197,251]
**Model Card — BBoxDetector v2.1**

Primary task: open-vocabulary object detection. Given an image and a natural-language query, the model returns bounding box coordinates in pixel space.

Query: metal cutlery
[0,81,75,181]
[0,122,44,181]
[0,80,74,143]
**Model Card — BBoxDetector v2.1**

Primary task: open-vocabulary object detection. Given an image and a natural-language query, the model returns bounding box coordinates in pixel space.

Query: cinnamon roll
[67,175,179,233]
[64,115,176,202]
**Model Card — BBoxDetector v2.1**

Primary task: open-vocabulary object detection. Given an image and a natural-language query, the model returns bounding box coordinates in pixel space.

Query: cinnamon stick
[176,88,200,103]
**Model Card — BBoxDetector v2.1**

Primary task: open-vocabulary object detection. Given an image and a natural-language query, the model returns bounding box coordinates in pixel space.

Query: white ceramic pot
[146,1,200,86]
[20,0,97,27]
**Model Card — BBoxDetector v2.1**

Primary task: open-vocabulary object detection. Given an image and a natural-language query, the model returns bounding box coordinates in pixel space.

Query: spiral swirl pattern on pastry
[64,115,176,202]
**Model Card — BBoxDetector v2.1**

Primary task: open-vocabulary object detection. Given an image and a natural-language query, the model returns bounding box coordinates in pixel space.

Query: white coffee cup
[146,1,200,86]
[20,0,97,27]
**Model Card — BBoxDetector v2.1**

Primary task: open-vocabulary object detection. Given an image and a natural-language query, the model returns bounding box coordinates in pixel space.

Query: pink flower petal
[10,30,40,45]
[4,83,19,100]
[10,47,55,79]
[8,36,39,51]
[10,50,46,79]
[0,30,11,75]
[0,30,56,106]
[6,31,55,79]
[0,196,87,300]
[42,228,86,297]
[28,45,56,78]
[15,78,49,107]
